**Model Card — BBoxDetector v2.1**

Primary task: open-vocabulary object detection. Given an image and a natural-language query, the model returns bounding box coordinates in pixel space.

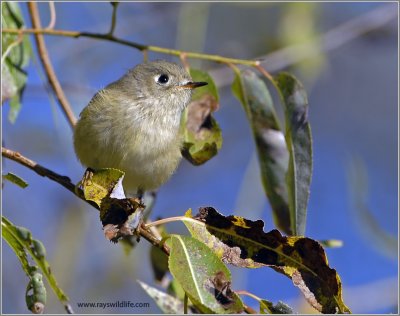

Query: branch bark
[1,28,258,66]
[27,2,77,129]
[1,146,169,256]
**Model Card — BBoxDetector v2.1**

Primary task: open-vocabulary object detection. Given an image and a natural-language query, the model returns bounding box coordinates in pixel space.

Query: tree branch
[1,28,259,67]
[3,3,394,78]
[1,146,169,255]
[27,2,77,129]
[2,146,77,195]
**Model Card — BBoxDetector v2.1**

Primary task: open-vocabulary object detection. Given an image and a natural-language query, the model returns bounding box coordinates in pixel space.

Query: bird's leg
[74,167,95,196]
[137,188,144,203]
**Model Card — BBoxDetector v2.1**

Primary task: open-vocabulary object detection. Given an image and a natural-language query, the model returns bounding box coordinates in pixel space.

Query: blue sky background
[2,2,398,314]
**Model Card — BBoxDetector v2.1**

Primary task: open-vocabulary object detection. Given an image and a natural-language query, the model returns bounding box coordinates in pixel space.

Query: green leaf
[119,236,138,255]
[80,168,125,207]
[2,172,28,188]
[232,70,291,234]
[79,168,145,242]
[150,225,169,282]
[1,216,69,306]
[168,235,244,314]
[150,245,169,283]
[26,269,47,314]
[138,280,186,314]
[8,92,22,123]
[275,72,313,236]
[190,69,219,102]
[167,278,187,302]
[186,207,350,314]
[183,209,262,268]
[1,2,31,123]
[2,218,31,275]
[181,69,222,165]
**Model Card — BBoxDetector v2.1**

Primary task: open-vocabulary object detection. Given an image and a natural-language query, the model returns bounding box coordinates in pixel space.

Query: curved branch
[45,1,56,30]
[1,27,259,66]
[27,2,77,129]
[108,2,119,36]
[1,146,169,255]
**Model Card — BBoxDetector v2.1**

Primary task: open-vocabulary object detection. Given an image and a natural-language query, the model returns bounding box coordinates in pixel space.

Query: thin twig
[179,53,190,72]
[45,2,56,30]
[254,63,273,82]
[3,3,395,74]
[2,146,81,201]
[243,304,257,314]
[1,32,23,65]
[237,291,262,314]
[145,216,202,228]
[27,2,77,129]
[142,49,148,62]
[1,146,170,256]
[108,2,119,36]
[1,27,259,66]
[236,290,262,302]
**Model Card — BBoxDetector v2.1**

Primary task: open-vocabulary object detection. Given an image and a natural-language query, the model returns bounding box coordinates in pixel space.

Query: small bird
[73,60,207,195]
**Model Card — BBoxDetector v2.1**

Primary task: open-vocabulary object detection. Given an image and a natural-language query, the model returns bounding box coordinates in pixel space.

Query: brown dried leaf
[186,207,350,314]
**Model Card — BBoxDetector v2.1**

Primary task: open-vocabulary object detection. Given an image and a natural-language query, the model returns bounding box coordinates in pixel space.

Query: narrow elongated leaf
[232,70,291,234]
[2,218,31,275]
[1,2,31,122]
[168,235,244,314]
[2,216,69,305]
[3,222,47,313]
[150,225,169,282]
[181,69,222,165]
[275,73,313,236]
[138,280,186,314]
[3,172,28,188]
[185,207,350,314]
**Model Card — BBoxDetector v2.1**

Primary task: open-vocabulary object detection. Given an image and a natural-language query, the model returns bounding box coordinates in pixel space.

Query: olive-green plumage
[74,60,207,193]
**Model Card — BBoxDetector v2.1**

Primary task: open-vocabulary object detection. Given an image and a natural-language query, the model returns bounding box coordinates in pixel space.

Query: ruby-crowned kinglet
[73,60,207,194]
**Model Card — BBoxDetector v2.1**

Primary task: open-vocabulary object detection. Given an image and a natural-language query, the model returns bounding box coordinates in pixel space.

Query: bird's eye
[157,74,169,84]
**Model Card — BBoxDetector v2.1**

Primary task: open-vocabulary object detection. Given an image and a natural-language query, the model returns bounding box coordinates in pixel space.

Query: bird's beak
[179,81,208,89]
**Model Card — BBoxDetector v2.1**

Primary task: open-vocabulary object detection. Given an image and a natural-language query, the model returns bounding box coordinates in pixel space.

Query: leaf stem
[236,290,262,302]
[1,31,23,65]
[243,304,258,314]
[45,1,56,30]
[108,2,119,36]
[183,293,188,314]
[145,216,204,229]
